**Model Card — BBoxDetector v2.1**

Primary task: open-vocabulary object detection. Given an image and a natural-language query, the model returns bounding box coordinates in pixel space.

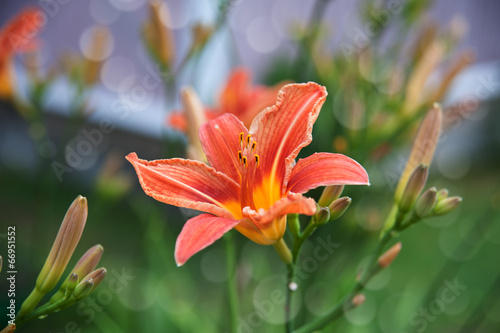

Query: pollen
[239,132,244,146]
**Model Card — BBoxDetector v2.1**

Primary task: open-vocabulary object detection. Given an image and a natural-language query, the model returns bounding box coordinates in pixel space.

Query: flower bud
[313,207,330,226]
[398,165,428,214]
[83,25,110,86]
[36,196,88,294]
[66,273,79,293]
[395,105,442,202]
[180,86,207,162]
[414,187,437,218]
[50,244,103,303]
[436,188,449,201]
[328,197,351,221]
[82,267,107,291]
[143,0,175,68]
[73,279,94,300]
[433,196,462,216]
[378,242,402,268]
[318,185,344,207]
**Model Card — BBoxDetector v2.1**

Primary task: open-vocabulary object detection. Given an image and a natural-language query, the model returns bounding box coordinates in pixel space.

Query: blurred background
[0,0,499,332]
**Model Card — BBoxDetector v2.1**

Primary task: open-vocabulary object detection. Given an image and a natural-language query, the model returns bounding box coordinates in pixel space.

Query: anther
[239,132,244,146]
[246,135,251,148]
[242,156,248,168]
[251,141,257,153]
[238,151,242,164]
[254,154,260,168]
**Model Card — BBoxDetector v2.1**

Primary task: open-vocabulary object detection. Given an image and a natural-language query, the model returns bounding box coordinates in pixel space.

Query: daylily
[0,8,42,100]
[169,67,285,131]
[128,82,369,266]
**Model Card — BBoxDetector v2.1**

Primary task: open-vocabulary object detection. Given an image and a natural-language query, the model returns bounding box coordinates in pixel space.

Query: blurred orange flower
[169,67,286,131]
[0,7,43,100]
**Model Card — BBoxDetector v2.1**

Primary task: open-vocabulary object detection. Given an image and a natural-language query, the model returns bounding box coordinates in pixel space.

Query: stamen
[238,151,242,164]
[246,135,252,148]
[251,141,257,153]
[254,154,260,167]
[239,132,244,146]
[242,156,248,168]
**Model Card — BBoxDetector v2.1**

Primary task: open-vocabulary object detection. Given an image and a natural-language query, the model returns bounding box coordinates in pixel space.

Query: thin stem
[292,221,317,263]
[294,228,395,333]
[273,238,293,265]
[16,289,44,322]
[285,263,296,333]
[224,233,239,333]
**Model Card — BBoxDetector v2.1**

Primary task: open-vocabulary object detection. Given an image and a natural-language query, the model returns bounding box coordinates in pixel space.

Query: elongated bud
[318,185,344,207]
[430,50,475,102]
[82,267,107,291]
[436,188,449,201]
[180,86,207,162]
[66,273,79,293]
[144,0,175,67]
[191,23,213,51]
[378,242,402,268]
[433,196,462,216]
[351,294,366,307]
[395,105,442,202]
[0,324,16,333]
[83,25,110,85]
[414,187,437,218]
[73,280,94,300]
[399,165,428,214]
[313,207,330,226]
[36,196,88,294]
[50,244,103,303]
[328,197,351,221]
[404,40,445,114]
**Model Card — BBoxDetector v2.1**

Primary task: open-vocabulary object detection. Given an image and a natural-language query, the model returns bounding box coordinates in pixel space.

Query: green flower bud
[433,196,462,215]
[318,185,344,207]
[398,165,428,214]
[73,280,94,300]
[328,197,352,221]
[313,207,331,226]
[414,187,437,218]
[50,244,103,303]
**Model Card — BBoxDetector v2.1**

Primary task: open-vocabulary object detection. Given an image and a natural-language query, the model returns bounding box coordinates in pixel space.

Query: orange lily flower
[169,67,285,130]
[0,8,42,100]
[128,83,369,266]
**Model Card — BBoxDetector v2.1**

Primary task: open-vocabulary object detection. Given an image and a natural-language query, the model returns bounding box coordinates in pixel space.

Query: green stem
[291,221,317,263]
[16,289,44,322]
[294,228,395,333]
[224,233,239,333]
[273,238,293,265]
[285,263,296,333]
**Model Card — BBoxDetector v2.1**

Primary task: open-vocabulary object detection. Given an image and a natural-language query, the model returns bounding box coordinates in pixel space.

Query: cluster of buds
[314,185,352,226]
[16,196,106,326]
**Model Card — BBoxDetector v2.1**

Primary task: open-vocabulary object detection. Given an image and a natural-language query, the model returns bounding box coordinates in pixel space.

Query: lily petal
[175,214,241,266]
[199,113,248,183]
[126,153,241,219]
[0,8,42,54]
[238,192,316,244]
[287,152,370,194]
[249,83,327,194]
